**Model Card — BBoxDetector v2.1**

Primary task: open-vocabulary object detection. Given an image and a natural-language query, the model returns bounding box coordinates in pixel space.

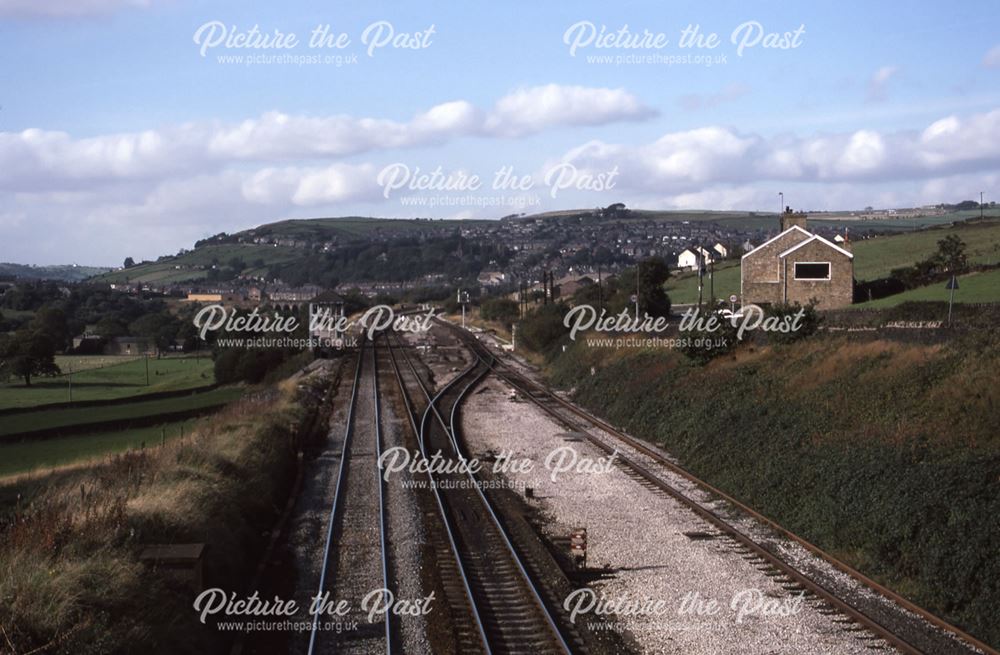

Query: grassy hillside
[0,263,111,281]
[523,207,1000,232]
[255,216,490,238]
[0,418,199,479]
[0,357,214,410]
[855,268,1000,308]
[664,262,740,305]
[0,371,330,654]
[0,387,242,438]
[547,330,1000,647]
[661,219,1000,305]
[91,245,301,284]
[91,216,492,284]
[850,218,1000,281]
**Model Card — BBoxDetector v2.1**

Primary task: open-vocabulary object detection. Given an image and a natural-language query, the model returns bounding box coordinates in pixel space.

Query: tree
[480,297,519,325]
[0,330,60,386]
[228,257,247,274]
[29,306,70,351]
[123,257,136,268]
[934,235,968,273]
[516,303,570,356]
[637,257,672,318]
[94,316,128,338]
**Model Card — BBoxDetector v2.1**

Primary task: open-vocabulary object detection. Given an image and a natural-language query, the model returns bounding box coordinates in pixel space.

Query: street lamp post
[779,192,784,216]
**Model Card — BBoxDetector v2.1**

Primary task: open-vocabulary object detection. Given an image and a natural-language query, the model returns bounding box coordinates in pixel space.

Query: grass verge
[0,363,331,654]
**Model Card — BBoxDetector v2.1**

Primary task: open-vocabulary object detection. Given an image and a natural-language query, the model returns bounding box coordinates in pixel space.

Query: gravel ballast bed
[462,378,878,655]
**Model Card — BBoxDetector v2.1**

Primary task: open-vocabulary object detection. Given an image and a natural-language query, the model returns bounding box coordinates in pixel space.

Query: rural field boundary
[0,388,242,442]
[0,383,220,417]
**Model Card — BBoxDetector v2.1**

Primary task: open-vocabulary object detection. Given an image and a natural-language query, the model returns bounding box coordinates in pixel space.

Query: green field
[662,219,1000,306]
[0,356,215,410]
[91,244,302,284]
[855,268,1000,308]
[664,261,741,305]
[0,418,200,479]
[54,354,139,372]
[850,219,1000,281]
[0,386,241,438]
[583,207,1000,232]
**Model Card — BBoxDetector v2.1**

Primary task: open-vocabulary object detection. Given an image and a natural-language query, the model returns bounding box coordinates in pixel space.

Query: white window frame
[793,261,831,281]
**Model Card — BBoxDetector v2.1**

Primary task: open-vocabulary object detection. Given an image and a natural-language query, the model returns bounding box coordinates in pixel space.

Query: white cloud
[0,0,156,18]
[0,85,651,193]
[5,97,1000,265]
[984,45,1000,68]
[866,65,899,102]
[484,84,655,137]
[555,107,1000,194]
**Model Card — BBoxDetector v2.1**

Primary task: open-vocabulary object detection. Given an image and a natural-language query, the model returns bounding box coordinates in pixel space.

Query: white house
[677,246,714,271]
[712,242,729,258]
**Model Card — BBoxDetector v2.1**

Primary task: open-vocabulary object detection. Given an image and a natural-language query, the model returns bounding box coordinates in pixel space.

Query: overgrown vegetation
[0,369,330,654]
[546,330,1000,647]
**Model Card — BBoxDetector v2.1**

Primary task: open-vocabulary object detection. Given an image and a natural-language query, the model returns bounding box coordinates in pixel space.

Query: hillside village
[83,206,869,303]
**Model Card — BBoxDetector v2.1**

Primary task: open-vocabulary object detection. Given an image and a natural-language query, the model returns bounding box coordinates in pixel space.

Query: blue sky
[2,0,999,264]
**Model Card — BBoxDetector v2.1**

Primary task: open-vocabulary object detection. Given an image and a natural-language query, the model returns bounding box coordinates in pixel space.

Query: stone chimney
[780,206,808,232]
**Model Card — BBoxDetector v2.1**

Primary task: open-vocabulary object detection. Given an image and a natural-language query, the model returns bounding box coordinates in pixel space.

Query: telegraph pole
[709,256,715,306]
[635,260,641,320]
[697,249,704,308]
[597,264,603,313]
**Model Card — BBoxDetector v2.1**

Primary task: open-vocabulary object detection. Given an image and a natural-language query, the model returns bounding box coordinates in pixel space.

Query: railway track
[448,324,997,655]
[384,330,581,655]
[307,338,396,654]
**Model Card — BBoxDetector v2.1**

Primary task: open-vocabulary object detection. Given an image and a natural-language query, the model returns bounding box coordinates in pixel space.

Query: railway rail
[307,337,396,654]
[447,323,997,655]
[384,330,580,655]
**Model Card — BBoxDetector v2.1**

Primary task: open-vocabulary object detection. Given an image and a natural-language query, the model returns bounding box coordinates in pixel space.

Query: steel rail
[383,331,493,654]
[371,335,397,653]
[307,337,395,655]
[388,330,574,655]
[307,337,366,654]
[452,325,998,655]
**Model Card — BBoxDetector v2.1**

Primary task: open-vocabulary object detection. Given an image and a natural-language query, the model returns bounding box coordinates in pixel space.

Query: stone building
[740,210,854,309]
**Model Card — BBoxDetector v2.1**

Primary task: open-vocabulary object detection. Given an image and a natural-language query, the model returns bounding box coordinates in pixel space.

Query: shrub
[765,301,821,344]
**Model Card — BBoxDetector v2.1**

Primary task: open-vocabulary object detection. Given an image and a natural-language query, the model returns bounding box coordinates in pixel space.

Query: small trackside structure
[740,209,854,309]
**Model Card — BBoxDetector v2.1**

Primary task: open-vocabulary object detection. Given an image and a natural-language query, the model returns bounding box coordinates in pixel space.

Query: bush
[678,315,738,363]
[765,301,821,344]
[480,297,519,325]
[516,303,570,357]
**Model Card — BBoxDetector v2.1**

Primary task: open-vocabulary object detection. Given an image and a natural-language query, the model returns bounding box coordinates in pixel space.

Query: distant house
[71,334,105,354]
[477,271,507,287]
[268,285,324,303]
[740,211,854,309]
[106,336,154,356]
[184,292,245,304]
[677,247,714,271]
[185,293,223,303]
[833,234,847,243]
[712,243,729,258]
[556,276,594,298]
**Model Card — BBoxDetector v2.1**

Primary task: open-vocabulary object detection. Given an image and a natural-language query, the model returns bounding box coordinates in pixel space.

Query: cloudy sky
[2,0,1000,265]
